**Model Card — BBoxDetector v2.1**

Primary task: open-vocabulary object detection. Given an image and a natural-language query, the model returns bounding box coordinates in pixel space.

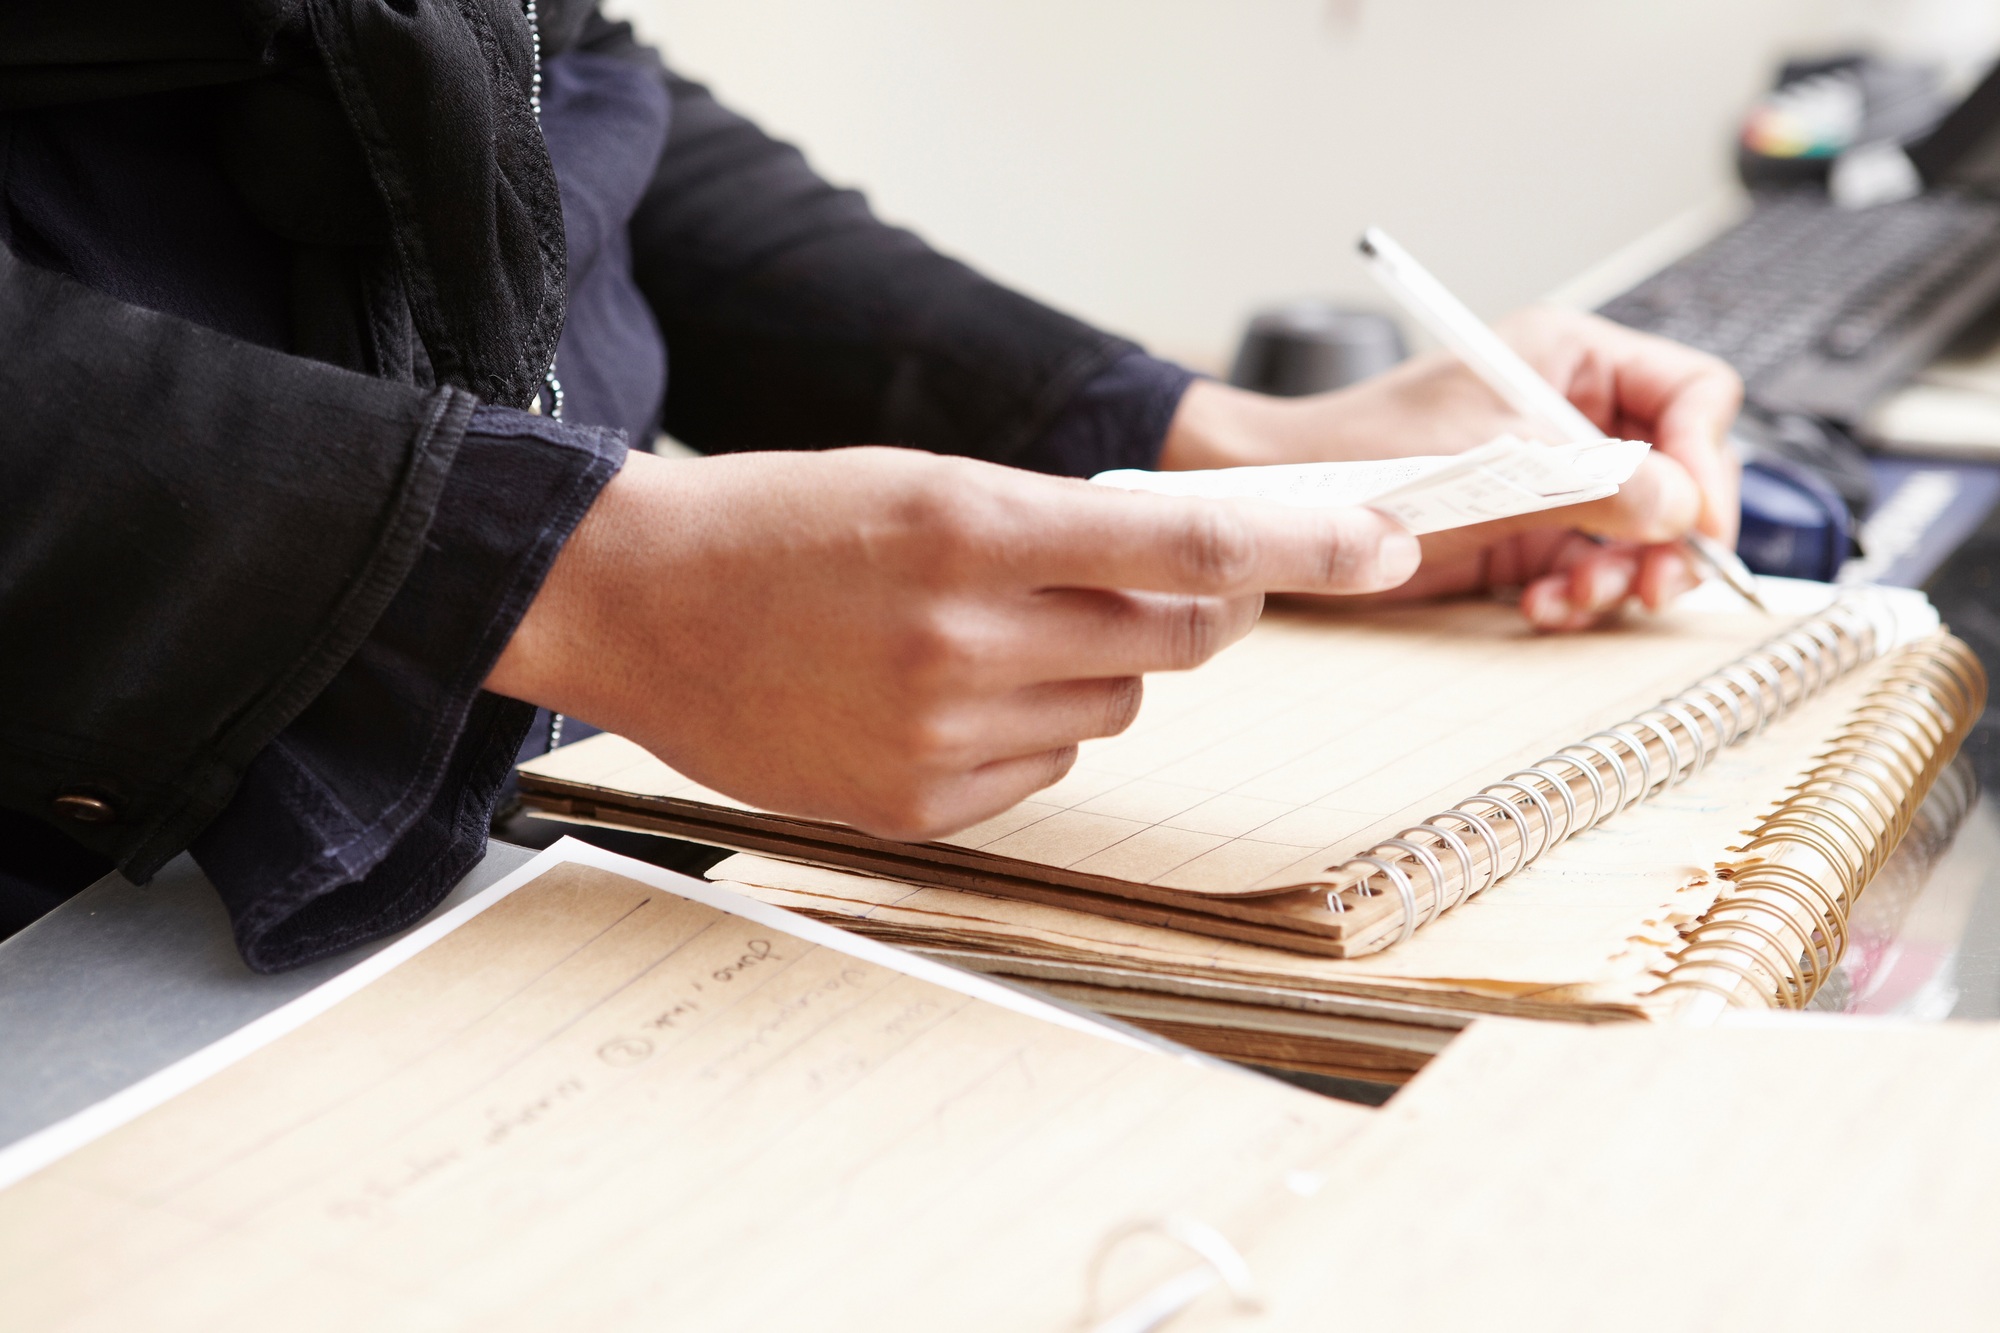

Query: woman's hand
[486,446,1419,840]
[1158,307,1744,630]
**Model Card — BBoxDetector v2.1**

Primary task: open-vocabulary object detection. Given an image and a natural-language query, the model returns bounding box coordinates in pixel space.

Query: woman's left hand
[1158,306,1744,630]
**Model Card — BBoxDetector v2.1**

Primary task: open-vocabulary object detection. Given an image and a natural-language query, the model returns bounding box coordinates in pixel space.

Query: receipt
[1092,434,1651,535]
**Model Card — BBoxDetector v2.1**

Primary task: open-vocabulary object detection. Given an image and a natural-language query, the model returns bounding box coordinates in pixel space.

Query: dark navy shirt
[1,48,1194,968]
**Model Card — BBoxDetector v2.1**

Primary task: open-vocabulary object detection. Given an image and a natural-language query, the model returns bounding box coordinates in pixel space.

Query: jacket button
[52,793,117,824]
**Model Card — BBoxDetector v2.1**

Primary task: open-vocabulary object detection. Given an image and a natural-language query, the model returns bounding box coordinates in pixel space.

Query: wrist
[483,449,664,717]
[1157,379,1297,471]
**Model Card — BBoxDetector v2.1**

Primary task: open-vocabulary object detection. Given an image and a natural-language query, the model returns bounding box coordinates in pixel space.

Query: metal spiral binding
[1656,633,1983,1009]
[1322,596,1891,949]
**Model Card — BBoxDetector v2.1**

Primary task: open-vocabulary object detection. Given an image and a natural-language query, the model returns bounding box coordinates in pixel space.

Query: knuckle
[1319,513,1375,586]
[1178,508,1258,590]
[1164,596,1237,668]
[890,709,968,769]
[893,464,987,566]
[858,791,947,843]
[893,609,982,689]
[1099,678,1144,736]
[888,806,945,842]
[1039,746,1080,789]
[902,456,970,513]
[853,767,963,842]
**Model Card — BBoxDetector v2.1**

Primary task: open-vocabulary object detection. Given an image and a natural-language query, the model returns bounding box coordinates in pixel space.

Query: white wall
[615,0,1865,368]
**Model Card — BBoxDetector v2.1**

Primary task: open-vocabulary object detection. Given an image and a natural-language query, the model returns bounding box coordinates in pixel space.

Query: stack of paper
[703,637,1884,1080]
[523,599,1812,957]
[521,587,1976,1081]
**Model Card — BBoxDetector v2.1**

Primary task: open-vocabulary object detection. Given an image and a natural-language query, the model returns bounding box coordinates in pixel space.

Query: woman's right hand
[485,445,1421,839]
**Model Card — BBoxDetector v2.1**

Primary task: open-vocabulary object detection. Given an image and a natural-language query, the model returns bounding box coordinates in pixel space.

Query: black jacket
[0,0,1133,888]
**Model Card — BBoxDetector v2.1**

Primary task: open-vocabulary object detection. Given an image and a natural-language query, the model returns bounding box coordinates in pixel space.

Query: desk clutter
[7,577,1986,1329]
[519,582,1982,1080]
[2,844,1996,1331]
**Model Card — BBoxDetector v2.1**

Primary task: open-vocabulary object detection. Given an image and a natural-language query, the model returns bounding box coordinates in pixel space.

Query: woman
[0,0,1739,967]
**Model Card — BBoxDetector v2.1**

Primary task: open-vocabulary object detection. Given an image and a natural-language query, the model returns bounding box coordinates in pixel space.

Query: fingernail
[1524,581,1571,628]
[1662,552,1699,601]
[1375,530,1421,587]
[1662,470,1703,542]
[1585,560,1627,612]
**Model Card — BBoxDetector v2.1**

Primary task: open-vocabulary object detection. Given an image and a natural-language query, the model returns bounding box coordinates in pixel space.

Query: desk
[0,843,533,1152]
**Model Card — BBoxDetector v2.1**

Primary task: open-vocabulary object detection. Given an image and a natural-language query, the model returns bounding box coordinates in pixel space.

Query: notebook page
[0,849,1363,1333]
[1171,1018,2000,1331]
[524,599,1793,900]
[709,646,1894,1005]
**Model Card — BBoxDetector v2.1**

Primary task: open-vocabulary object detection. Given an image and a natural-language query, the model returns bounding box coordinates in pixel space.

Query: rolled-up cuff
[191,406,626,972]
[1010,350,1198,478]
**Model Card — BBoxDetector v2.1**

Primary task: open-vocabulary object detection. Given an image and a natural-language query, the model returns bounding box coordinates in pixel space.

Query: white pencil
[1357,227,1770,614]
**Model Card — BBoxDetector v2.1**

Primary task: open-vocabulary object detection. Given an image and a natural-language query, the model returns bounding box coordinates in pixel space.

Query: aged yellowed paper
[712,646,1895,1014]
[1174,1018,2000,1331]
[0,850,1362,1333]
[526,599,1790,900]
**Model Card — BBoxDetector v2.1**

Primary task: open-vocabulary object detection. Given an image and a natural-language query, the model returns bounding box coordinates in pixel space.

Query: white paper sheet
[1092,434,1652,534]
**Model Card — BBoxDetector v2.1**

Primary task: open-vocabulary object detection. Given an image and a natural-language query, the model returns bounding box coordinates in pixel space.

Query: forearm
[1156,360,1518,471]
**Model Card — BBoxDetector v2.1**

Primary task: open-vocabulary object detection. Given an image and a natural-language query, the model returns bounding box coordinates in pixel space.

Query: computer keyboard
[1598,192,2000,421]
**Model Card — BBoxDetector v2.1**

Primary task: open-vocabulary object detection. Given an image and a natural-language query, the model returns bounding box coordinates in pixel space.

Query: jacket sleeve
[626,57,1142,467]
[190,406,623,972]
[0,243,471,883]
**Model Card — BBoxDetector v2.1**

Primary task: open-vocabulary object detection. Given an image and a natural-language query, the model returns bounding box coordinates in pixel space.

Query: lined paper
[711,650,1895,1011]
[1174,1018,2000,1330]
[0,854,1364,1333]
[524,599,1792,899]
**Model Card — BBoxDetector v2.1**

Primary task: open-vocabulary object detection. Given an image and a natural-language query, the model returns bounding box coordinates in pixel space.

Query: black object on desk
[1600,56,2000,424]
[1852,456,2000,588]
[1731,408,1873,581]
[1229,302,1406,396]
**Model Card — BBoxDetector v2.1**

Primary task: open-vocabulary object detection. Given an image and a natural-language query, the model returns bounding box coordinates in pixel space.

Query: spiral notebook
[518,582,1973,969]
[703,744,1981,1081]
